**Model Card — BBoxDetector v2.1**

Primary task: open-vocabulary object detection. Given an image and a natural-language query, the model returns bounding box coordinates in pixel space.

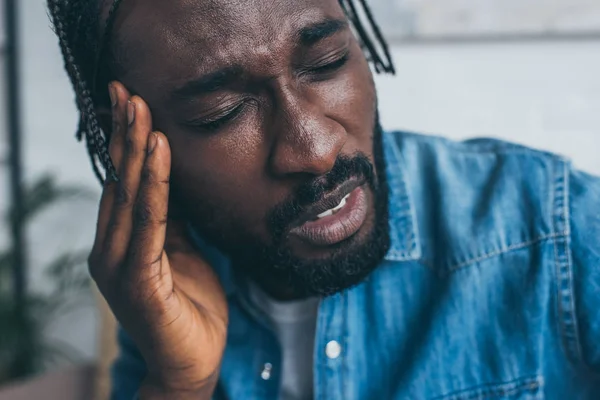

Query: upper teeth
[317,194,350,219]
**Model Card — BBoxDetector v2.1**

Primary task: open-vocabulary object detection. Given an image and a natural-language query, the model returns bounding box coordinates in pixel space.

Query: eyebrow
[299,19,348,46]
[171,18,348,100]
[171,65,245,99]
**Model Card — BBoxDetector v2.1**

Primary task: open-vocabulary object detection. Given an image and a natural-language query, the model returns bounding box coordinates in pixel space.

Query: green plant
[0,174,95,384]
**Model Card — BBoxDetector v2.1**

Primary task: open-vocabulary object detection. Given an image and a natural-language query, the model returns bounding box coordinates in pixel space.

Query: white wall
[2,0,599,365]
[376,40,600,174]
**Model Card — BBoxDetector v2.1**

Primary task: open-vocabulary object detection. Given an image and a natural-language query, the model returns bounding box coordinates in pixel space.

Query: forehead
[111,0,345,81]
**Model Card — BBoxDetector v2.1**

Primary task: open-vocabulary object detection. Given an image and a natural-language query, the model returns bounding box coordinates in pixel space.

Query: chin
[233,189,389,298]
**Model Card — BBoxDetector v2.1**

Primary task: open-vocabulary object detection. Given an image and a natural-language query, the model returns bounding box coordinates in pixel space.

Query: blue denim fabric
[111,131,600,399]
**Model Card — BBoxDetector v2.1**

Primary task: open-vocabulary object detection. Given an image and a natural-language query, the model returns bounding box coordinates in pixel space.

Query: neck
[235,263,311,301]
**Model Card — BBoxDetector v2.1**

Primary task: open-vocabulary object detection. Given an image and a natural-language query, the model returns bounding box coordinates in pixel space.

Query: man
[48,0,600,399]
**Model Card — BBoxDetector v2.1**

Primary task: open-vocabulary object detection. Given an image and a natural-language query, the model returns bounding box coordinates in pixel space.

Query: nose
[269,86,346,178]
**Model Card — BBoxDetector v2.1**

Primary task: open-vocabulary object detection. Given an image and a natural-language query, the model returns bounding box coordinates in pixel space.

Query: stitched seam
[554,161,591,375]
[554,233,582,366]
[397,142,422,259]
[400,131,568,160]
[446,233,564,273]
[385,249,421,261]
[384,132,421,261]
[341,291,348,400]
[315,300,325,400]
[432,376,543,400]
[562,162,583,369]
[457,148,569,159]
[553,161,578,365]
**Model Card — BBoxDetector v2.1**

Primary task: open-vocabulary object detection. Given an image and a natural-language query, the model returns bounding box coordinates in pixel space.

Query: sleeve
[109,328,224,400]
[569,167,600,372]
[110,327,148,400]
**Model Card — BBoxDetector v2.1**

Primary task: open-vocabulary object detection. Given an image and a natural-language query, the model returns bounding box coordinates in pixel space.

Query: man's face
[109,0,390,297]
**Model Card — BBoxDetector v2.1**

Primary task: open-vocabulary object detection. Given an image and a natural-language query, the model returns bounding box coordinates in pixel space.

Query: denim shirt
[112,131,600,399]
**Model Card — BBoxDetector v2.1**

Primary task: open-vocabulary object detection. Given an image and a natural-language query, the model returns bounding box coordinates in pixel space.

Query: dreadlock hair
[48,0,395,184]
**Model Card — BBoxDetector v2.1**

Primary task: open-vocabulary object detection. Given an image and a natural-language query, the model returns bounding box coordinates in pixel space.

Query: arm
[91,82,227,400]
[111,328,219,400]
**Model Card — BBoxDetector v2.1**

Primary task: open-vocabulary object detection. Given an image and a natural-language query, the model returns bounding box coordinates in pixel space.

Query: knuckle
[115,184,135,207]
[124,133,141,156]
[140,166,155,183]
[124,134,134,153]
[134,201,167,229]
[103,175,118,189]
[134,201,154,227]
[141,162,170,184]
[111,120,121,139]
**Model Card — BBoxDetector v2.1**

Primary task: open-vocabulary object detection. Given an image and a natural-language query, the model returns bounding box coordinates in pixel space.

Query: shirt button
[326,340,342,359]
[261,363,272,380]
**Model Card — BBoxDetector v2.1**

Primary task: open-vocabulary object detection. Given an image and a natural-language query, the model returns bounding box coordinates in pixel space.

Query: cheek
[314,47,376,150]
[166,123,273,238]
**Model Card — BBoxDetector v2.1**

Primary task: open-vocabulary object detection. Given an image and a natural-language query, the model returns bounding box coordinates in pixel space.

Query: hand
[88,82,228,399]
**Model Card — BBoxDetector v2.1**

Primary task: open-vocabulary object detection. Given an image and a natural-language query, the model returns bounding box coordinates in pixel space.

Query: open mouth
[289,181,369,247]
[290,178,364,228]
[313,192,351,219]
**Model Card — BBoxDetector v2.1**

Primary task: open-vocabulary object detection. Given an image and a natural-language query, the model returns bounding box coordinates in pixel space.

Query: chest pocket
[433,376,544,400]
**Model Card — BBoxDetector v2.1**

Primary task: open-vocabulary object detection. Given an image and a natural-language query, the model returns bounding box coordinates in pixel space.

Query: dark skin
[89,0,378,398]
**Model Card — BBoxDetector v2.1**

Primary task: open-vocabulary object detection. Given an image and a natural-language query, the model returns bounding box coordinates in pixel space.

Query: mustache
[268,153,377,239]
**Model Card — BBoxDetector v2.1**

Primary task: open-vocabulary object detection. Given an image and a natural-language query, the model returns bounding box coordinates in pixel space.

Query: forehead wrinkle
[112,0,345,88]
[199,6,339,74]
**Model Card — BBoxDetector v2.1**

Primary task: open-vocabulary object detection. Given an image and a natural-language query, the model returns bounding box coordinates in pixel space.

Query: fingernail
[148,132,158,154]
[127,100,136,126]
[109,83,117,107]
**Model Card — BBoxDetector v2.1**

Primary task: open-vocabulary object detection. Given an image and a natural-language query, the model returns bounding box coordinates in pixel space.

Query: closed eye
[185,103,245,132]
[298,50,351,81]
[310,52,350,74]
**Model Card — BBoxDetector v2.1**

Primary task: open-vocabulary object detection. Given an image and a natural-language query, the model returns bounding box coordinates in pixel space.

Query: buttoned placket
[314,291,347,400]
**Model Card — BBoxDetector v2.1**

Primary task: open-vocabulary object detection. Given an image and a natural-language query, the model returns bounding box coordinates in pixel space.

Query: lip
[289,185,368,247]
[289,178,364,229]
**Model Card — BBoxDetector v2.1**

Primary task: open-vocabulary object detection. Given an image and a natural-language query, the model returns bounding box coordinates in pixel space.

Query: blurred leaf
[0,173,96,384]
[39,340,83,368]
[0,252,12,271]
[44,251,90,293]
[5,173,95,226]
[0,252,13,294]
[0,295,45,381]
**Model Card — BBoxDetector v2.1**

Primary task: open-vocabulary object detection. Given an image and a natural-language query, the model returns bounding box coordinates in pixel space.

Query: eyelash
[187,103,245,132]
[308,52,350,75]
[188,53,350,132]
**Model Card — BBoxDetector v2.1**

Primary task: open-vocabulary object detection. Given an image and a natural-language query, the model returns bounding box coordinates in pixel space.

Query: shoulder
[385,129,565,166]
[386,130,600,374]
[384,130,570,272]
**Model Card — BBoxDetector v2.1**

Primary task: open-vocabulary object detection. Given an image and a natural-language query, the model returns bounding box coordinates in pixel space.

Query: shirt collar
[382,131,421,262]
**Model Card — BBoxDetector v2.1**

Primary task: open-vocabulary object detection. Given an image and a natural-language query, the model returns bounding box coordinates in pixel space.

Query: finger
[103,96,154,269]
[108,81,131,171]
[127,131,171,272]
[90,178,117,259]
[91,82,131,256]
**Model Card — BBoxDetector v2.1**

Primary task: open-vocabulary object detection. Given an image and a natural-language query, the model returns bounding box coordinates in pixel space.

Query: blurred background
[0,0,599,399]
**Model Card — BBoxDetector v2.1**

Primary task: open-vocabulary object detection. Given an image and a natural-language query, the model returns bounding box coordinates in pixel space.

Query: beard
[182,118,391,299]
[225,122,390,298]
